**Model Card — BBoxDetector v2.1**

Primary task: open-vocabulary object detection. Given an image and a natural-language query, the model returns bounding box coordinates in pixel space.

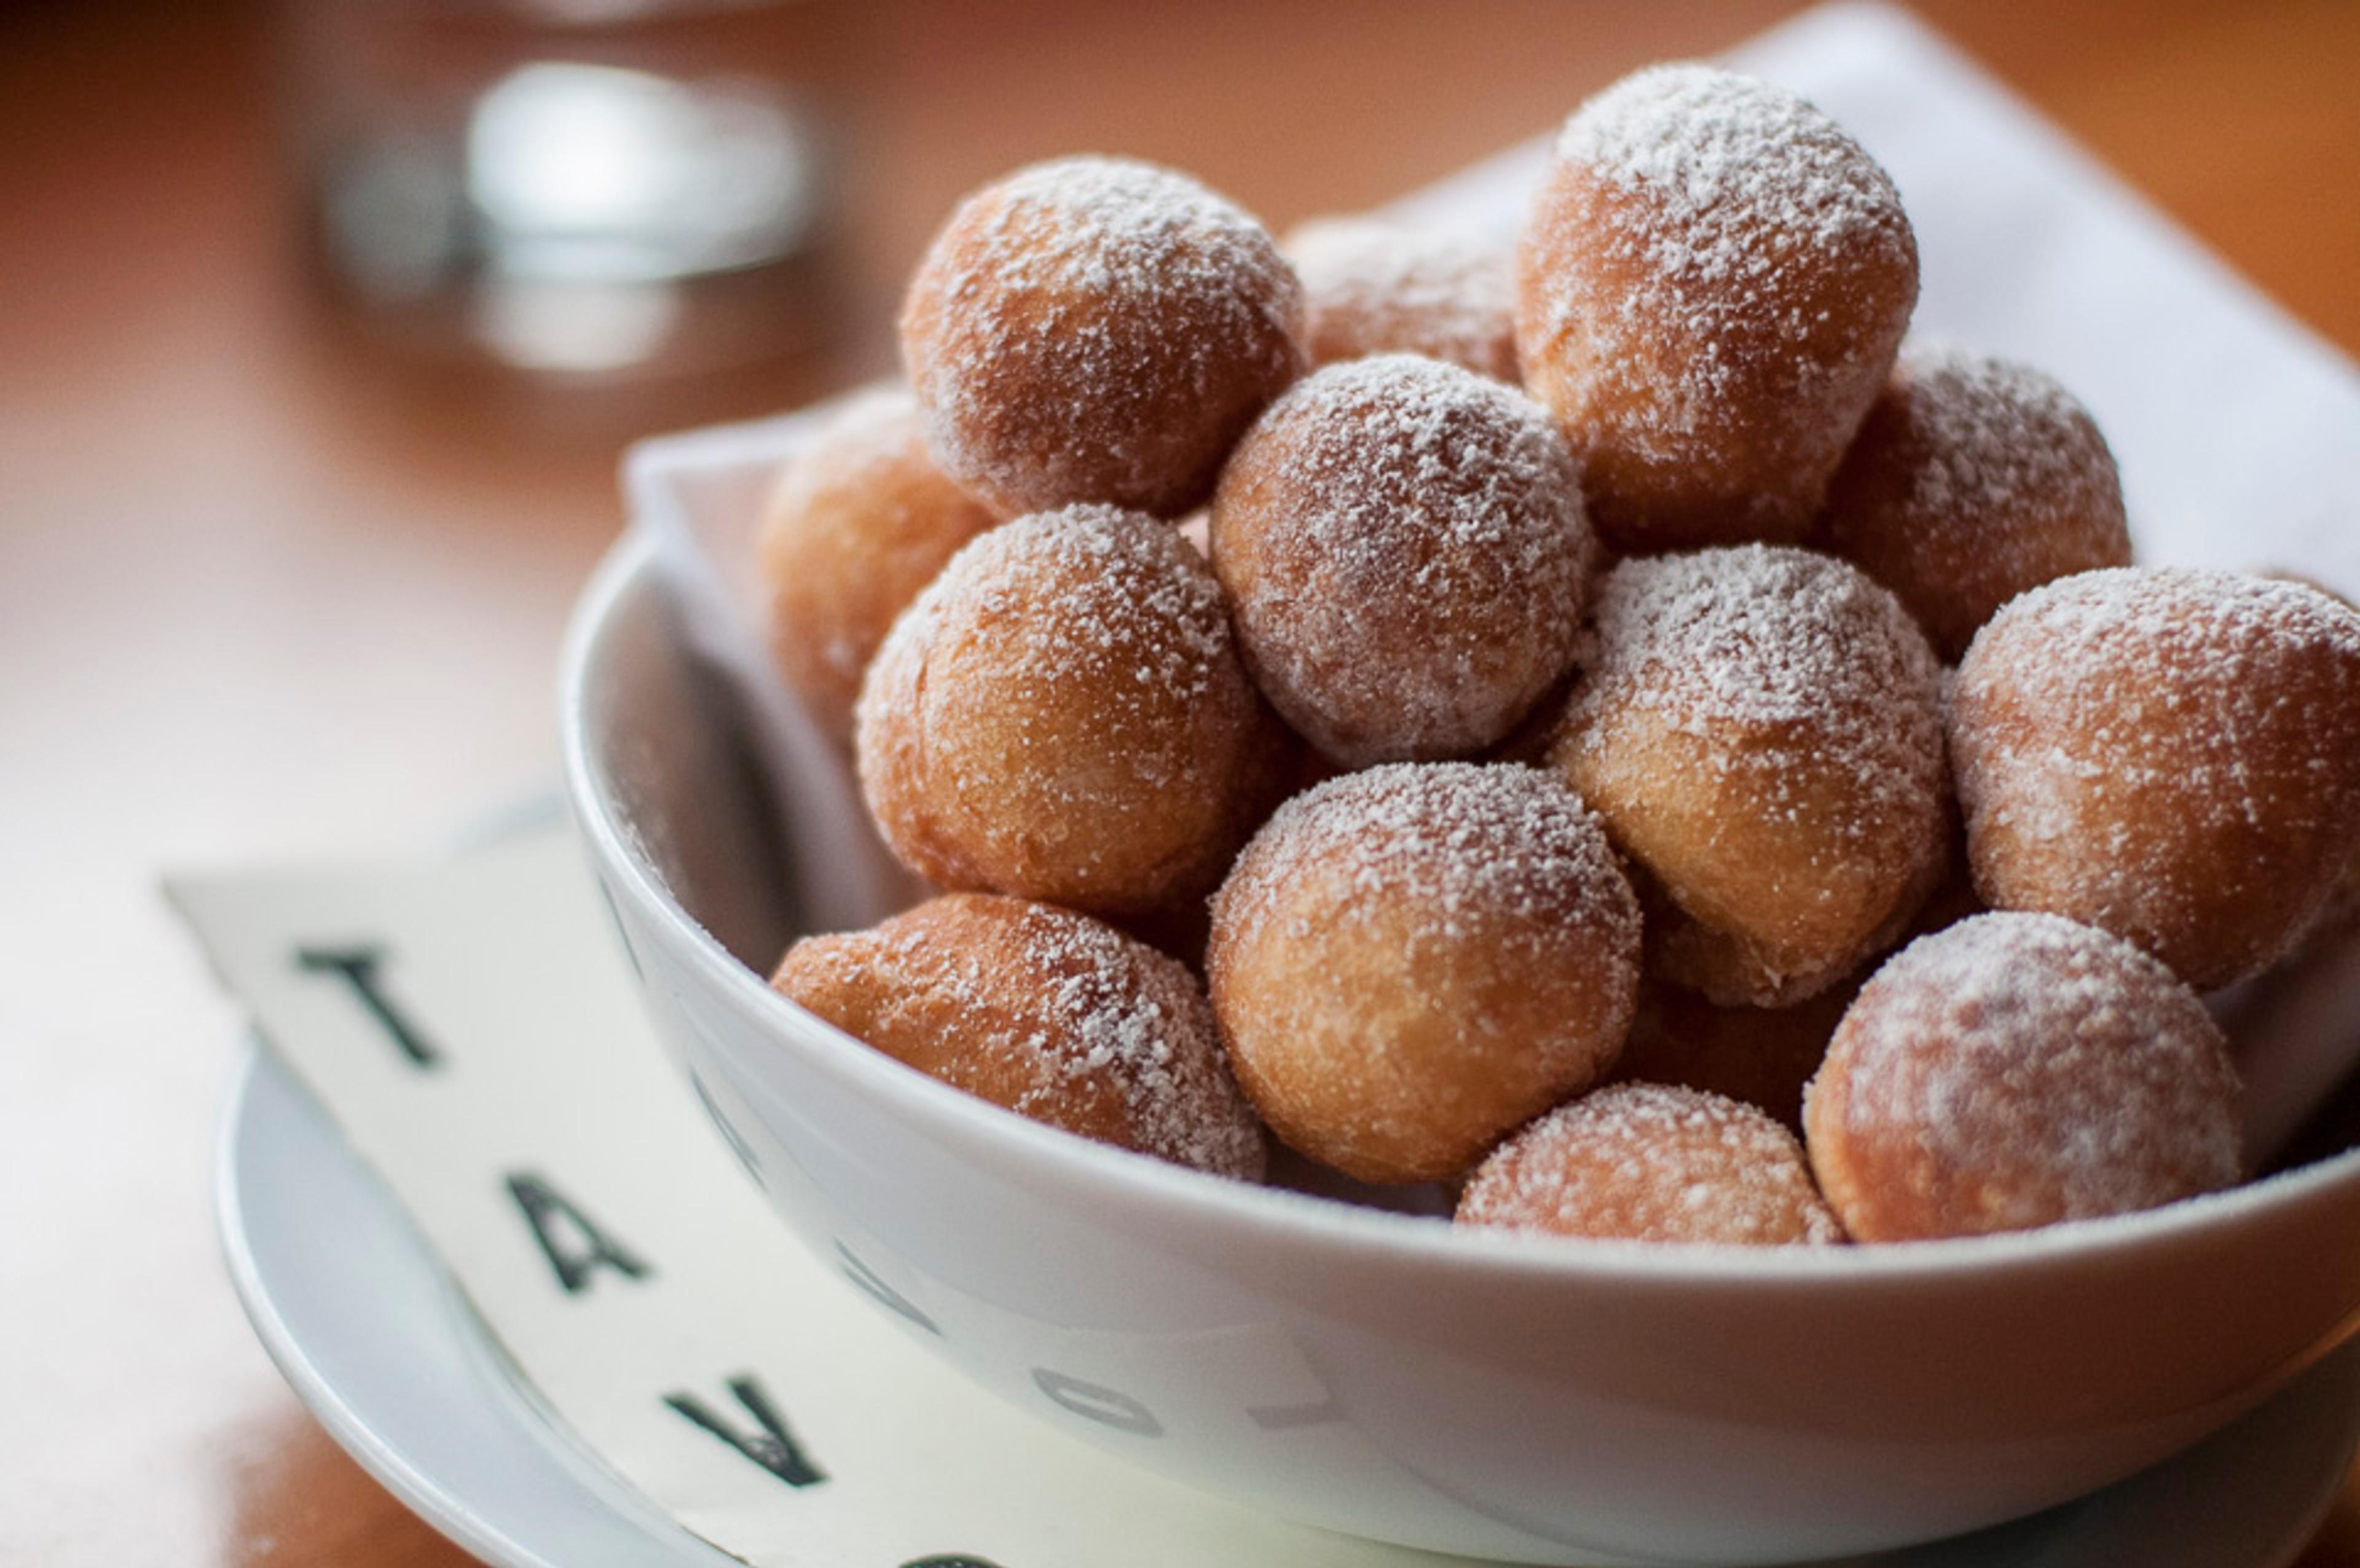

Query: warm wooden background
[3,0,2356,1562]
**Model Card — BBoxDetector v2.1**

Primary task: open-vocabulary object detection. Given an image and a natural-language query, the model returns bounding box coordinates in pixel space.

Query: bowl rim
[561,531,2360,1292]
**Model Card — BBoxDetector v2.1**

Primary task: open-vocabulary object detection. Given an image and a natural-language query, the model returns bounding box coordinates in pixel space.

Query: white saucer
[216,1045,733,1567]
[215,1043,2360,1568]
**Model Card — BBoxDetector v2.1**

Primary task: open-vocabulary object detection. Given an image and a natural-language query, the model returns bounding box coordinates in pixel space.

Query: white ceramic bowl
[560,530,2360,1567]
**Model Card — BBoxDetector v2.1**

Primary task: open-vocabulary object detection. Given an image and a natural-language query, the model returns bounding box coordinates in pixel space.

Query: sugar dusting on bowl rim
[562,532,2360,1291]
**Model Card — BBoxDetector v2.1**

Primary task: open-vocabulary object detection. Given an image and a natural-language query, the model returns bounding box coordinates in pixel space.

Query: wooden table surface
[4,0,2356,1561]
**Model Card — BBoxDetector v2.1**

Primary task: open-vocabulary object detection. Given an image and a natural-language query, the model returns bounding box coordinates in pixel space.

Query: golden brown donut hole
[1549,546,1949,1007]
[856,503,1284,917]
[1206,762,1641,1185]
[757,388,1002,745]
[1460,1083,1843,1245]
[1211,355,1594,766]
[773,893,1265,1179]
[1516,65,1918,552]
[1804,912,2242,1241]
[899,155,1304,519]
[1820,347,2131,662]
[1949,567,2360,989]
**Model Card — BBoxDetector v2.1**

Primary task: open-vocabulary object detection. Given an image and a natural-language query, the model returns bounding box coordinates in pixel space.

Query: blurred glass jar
[279,0,848,380]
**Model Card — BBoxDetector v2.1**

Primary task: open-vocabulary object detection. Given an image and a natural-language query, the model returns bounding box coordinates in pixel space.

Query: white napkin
[627,0,2360,1155]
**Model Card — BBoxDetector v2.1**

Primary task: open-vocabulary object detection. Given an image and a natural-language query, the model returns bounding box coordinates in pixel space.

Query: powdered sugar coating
[1285,216,1519,382]
[1804,911,2241,1241]
[1211,355,1593,766]
[757,388,1002,743]
[774,893,1265,1180]
[900,155,1304,519]
[1552,545,1948,1005]
[1570,546,1938,743]
[1822,345,2130,661]
[1552,63,1902,245]
[1461,1082,1843,1245]
[1207,762,1640,1184]
[857,503,1278,915]
[1949,566,2360,989]
[1517,63,1918,551]
[1219,764,1636,948]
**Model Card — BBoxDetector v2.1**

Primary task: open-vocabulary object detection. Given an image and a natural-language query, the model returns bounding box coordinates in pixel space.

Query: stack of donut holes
[757,62,2360,1247]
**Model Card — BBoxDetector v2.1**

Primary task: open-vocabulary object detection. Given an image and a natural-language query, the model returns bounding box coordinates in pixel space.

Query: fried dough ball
[1613,979,1857,1134]
[1211,355,1594,766]
[900,155,1304,519]
[1820,347,2131,661]
[1549,546,1949,1006]
[773,894,1265,1179]
[1206,763,1640,1185]
[756,388,1002,743]
[1460,1083,1843,1245]
[1804,912,2242,1241]
[1949,568,2360,989]
[1283,216,1519,382]
[857,503,1283,917]
[1517,64,1918,552]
